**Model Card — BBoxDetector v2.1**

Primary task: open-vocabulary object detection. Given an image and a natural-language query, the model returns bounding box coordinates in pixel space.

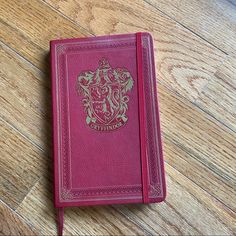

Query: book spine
[50,40,60,208]
[142,32,166,202]
[50,41,65,236]
[148,33,166,201]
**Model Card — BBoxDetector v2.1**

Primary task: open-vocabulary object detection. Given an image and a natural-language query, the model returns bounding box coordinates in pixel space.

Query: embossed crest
[77,58,134,131]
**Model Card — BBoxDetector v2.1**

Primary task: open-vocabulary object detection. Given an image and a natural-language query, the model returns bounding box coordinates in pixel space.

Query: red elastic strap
[136,32,149,203]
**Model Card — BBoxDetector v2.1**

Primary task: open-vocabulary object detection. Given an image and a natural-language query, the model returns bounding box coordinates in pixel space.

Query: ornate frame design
[54,35,163,202]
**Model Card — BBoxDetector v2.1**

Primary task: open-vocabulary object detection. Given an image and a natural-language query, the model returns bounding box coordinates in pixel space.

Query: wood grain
[114,163,236,235]
[0,42,51,150]
[15,165,236,235]
[0,0,89,70]
[146,0,236,55]
[43,0,235,130]
[1,28,235,211]
[0,200,38,235]
[0,0,236,234]
[0,118,46,209]
[194,56,236,131]
[158,83,236,189]
[163,137,236,212]
[16,176,147,235]
[215,56,236,89]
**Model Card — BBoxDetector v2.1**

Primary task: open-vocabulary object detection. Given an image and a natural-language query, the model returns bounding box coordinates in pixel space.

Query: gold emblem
[77,58,134,131]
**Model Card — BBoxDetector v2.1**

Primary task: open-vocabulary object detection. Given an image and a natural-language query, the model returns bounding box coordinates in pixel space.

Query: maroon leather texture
[50,32,166,208]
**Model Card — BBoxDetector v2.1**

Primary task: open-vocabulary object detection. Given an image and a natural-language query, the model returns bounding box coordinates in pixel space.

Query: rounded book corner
[149,193,167,204]
[140,32,153,40]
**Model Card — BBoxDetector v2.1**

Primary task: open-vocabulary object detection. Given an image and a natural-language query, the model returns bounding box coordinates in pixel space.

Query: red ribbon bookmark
[58,207,64,236]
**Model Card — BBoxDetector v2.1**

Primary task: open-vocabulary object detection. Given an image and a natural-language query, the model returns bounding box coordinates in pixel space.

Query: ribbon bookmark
[58,207,64,236]
[136,32,149,203]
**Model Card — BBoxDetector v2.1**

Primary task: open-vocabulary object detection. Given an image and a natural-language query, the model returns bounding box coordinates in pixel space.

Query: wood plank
[0,118,46,209]
[215,56,236,89]
[163,136,236,212]
[194,56,236,131]
[1,0,224,91]
[42,0,223,87]
[2,0,234,130]
[0,42,51,150]
[158,84,236,190]
[0,200,38,235]
[16,176,147,235]
[0,0,89,70]
[16,165,236,235]
[114,163,236,235]
[146,0,236,55]
[43,0,235,130]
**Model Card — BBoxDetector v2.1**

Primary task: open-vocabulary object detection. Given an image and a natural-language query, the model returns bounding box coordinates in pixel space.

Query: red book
[50,32,166,235]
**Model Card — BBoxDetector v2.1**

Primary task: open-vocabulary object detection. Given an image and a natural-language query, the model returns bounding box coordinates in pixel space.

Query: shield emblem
[77,58,134,131]
[89,83,121,124]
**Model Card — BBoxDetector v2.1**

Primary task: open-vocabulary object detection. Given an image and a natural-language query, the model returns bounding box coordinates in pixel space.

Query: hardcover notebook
[50,32,166,235]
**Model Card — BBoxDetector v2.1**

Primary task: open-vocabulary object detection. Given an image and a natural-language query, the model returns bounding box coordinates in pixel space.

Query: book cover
[50,32,166,234]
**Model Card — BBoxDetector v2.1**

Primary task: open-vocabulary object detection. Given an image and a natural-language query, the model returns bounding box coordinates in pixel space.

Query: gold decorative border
[55,35,163,202]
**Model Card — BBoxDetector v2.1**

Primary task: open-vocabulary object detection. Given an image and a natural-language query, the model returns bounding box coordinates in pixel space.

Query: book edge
[143,32,167,203]
[50,32,166,208]
[50,40,60,208]
[49,32,136,45]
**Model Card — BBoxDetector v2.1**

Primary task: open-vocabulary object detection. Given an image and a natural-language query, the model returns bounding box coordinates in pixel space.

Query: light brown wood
[0,0,89,70]
[195,60,236,131]
[0,118,47,209]
[114,163,236,235]
[0,0,236,235]
[163,137,236,212]
[44,0,236,130]
[16,176,147,235]
[215,56,236,89]
[0,42,51,150]
[147,0,236,55]
[15,165,236,235]
[158,84,236,190]
[0,200,38,235]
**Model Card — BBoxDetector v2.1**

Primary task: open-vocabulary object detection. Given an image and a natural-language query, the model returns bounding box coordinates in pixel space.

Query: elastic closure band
[136,32,149,203]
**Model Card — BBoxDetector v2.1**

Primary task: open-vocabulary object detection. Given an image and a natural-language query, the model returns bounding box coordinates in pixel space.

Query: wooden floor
[1,0,236,235]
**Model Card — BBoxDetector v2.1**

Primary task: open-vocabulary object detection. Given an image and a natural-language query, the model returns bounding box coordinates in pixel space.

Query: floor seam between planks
[0,116,44,153]
[0,198,39,233]
[0,39,44,76]
[192,99,236,133]
[40,0,94,37]
[2,37,234,139]
[164,132,235,186]
[164,134,236,214]
[165,162,236,221]
[111,206,154,236]
[143,0,229,55]
[15,176,44,212]
[159,81,236,134]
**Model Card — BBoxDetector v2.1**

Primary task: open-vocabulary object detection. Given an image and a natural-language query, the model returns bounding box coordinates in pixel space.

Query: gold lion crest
[77,58,134,131]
